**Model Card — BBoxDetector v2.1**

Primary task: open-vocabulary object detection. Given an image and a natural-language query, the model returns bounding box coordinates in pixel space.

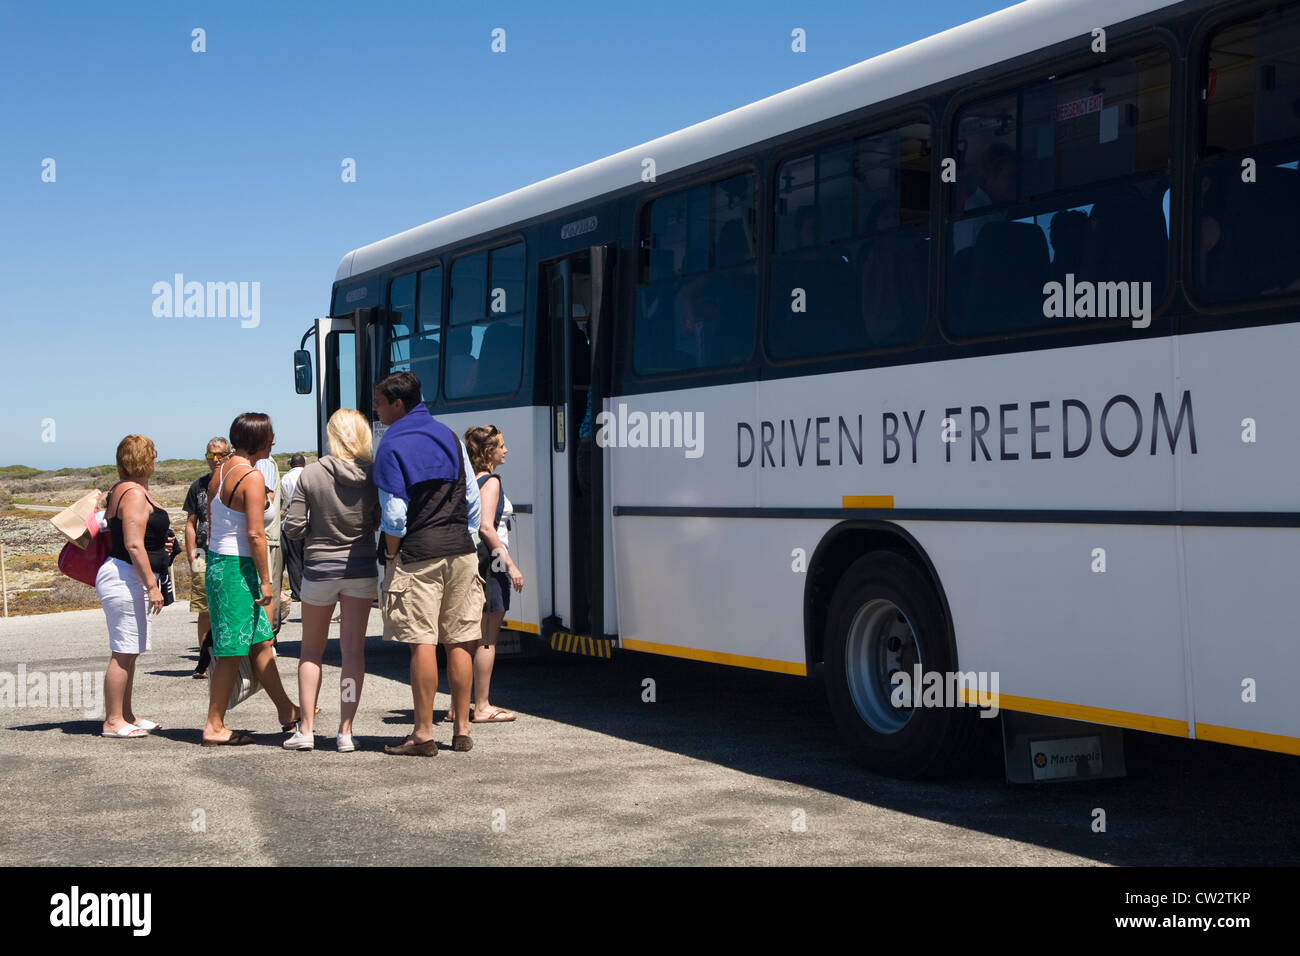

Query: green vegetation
[0,466,40,479]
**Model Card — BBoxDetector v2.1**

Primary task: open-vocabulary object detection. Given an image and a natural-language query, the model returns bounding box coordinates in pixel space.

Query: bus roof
[336,0,1181,282]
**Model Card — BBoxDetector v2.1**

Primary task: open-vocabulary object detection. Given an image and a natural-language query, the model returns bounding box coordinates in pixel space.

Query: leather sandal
[384,737,438,757]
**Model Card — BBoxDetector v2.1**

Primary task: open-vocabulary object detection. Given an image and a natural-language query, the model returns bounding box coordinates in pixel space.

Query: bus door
[310,309,378,455]
[543,246,615,641]
[313,314,356,455]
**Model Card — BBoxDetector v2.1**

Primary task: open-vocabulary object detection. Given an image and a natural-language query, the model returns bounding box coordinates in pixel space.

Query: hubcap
[844,598,923,733]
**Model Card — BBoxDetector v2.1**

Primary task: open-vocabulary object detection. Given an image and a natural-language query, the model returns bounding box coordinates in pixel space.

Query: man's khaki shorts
[189,567,208,614]
[382,552,484,646]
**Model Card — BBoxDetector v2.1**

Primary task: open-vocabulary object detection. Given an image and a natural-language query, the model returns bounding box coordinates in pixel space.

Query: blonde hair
[115,435,156,481]
[327,408,373,462]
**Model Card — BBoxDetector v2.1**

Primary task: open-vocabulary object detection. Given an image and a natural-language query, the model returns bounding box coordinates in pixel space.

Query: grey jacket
[282,456,380,579]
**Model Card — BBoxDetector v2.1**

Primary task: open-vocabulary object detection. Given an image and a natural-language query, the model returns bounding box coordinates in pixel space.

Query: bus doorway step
[549,631,616,659]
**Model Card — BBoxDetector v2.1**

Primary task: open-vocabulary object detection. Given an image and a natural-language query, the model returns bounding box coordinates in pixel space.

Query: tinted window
[769,123,931,359]
[386,268,442,404]
[446,242,524,399]
[947,49,1171,337]
[331,276,380,316]
[635,174,756,374]
[1195,7,1300,303]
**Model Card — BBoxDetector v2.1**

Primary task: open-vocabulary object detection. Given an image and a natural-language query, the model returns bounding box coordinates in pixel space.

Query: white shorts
[300,576,379,606]
[95,557,152,655]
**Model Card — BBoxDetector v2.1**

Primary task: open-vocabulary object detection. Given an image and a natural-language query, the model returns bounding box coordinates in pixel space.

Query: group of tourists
[93,371,521,756]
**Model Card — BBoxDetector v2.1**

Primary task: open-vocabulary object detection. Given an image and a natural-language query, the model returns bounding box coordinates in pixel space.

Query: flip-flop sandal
[133,719,163,731]
[202,731,254,747]
[471,709,516,723]
[102,723,148,739]
[451,734,473,752]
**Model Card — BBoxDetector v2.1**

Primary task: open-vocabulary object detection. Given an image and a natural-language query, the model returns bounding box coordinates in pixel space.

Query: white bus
[295,0,1300,777]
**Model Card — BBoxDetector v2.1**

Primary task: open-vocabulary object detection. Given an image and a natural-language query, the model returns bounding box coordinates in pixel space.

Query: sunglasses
[205,452,227,461]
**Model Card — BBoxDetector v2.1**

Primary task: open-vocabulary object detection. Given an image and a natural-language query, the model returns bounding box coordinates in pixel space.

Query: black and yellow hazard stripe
[549,631,615,658]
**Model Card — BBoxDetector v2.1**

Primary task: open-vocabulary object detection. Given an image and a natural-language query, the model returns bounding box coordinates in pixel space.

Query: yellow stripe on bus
[501,620,539,634]
[1194,723,1300,756]
[842,495,895,509]
[955,690,1300,757]
[956,688,1189,737]
[620,639,806,676]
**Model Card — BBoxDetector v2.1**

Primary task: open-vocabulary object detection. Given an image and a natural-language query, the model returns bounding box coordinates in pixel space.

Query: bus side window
[945,49,1172,337]
[634,173,757,376]
[1195,7,1300,304]
[767,121,930,360]
[445,242,525,399]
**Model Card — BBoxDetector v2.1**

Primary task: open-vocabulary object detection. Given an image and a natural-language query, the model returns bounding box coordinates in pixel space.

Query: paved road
[0,605,1296,865]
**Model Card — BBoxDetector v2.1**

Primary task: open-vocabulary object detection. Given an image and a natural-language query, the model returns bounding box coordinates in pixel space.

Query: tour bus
[295,0,1300,777]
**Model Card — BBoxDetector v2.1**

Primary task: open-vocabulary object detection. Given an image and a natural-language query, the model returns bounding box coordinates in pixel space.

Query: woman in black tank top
[108,485,171,574]
[96,435,175,739]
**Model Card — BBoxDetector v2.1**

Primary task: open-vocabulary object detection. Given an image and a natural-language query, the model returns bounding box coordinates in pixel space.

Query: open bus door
[297,310,377,456]
[541,245,616,655]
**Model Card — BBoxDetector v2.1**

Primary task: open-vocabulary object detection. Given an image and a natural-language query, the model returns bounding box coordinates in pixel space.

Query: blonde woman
[281,409,380,752]
[464,425,523,723]
[96,435,175,738]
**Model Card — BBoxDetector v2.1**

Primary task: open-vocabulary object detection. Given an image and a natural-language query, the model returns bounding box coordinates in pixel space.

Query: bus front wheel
[824,551,982,778]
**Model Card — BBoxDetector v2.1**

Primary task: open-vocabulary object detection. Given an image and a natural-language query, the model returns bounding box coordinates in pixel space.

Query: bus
[295,0,1300,778]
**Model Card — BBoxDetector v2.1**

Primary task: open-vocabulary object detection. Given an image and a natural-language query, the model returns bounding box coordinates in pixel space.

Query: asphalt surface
[0,604,1297,866]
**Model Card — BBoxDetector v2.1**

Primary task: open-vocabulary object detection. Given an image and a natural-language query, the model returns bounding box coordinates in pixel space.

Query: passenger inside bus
[446,324,477,396]
[1048,209,1090,284]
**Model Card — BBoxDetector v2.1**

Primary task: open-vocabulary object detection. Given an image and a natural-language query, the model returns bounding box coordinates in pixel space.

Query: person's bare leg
[446,642,475,738]
[248,640,297,726]
[297,601,332,735]
[102,653,136,734]
[473,611,506,714]
[197,611,210,649]
[203,657,240,742]
[337,595,370,737]
[121,653,146,724]
[408,644,438,743]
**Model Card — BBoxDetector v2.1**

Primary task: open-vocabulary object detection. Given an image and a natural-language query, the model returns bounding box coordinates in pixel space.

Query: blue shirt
[378,438,479,537]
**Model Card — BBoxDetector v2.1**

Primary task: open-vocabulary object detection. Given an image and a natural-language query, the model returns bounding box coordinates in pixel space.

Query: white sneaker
[282,725,314,750]
[336,732,356,753]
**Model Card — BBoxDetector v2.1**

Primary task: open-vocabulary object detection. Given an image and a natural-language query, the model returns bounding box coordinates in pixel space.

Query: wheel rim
[844,598,923,733]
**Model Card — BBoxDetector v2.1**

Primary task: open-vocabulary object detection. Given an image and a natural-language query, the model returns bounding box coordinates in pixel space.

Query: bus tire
[824,551,983,778]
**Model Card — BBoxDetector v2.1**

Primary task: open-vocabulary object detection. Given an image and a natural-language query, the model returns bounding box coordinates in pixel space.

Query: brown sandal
[384,737,438,757]
[202,731,254,747]
[451,734,473,752]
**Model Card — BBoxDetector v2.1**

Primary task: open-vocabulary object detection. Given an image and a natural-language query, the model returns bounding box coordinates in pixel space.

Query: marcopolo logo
[889,665,1000,718]
[151,273,261,328]
[49,886,151,936]
[0,665,103,717]
[594,403,704,459]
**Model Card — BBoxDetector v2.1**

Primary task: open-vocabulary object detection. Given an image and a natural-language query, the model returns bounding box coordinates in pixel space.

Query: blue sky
[0,0,1005,468]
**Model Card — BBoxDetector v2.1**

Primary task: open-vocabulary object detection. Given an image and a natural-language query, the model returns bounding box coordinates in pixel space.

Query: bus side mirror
[294,349,313,394]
